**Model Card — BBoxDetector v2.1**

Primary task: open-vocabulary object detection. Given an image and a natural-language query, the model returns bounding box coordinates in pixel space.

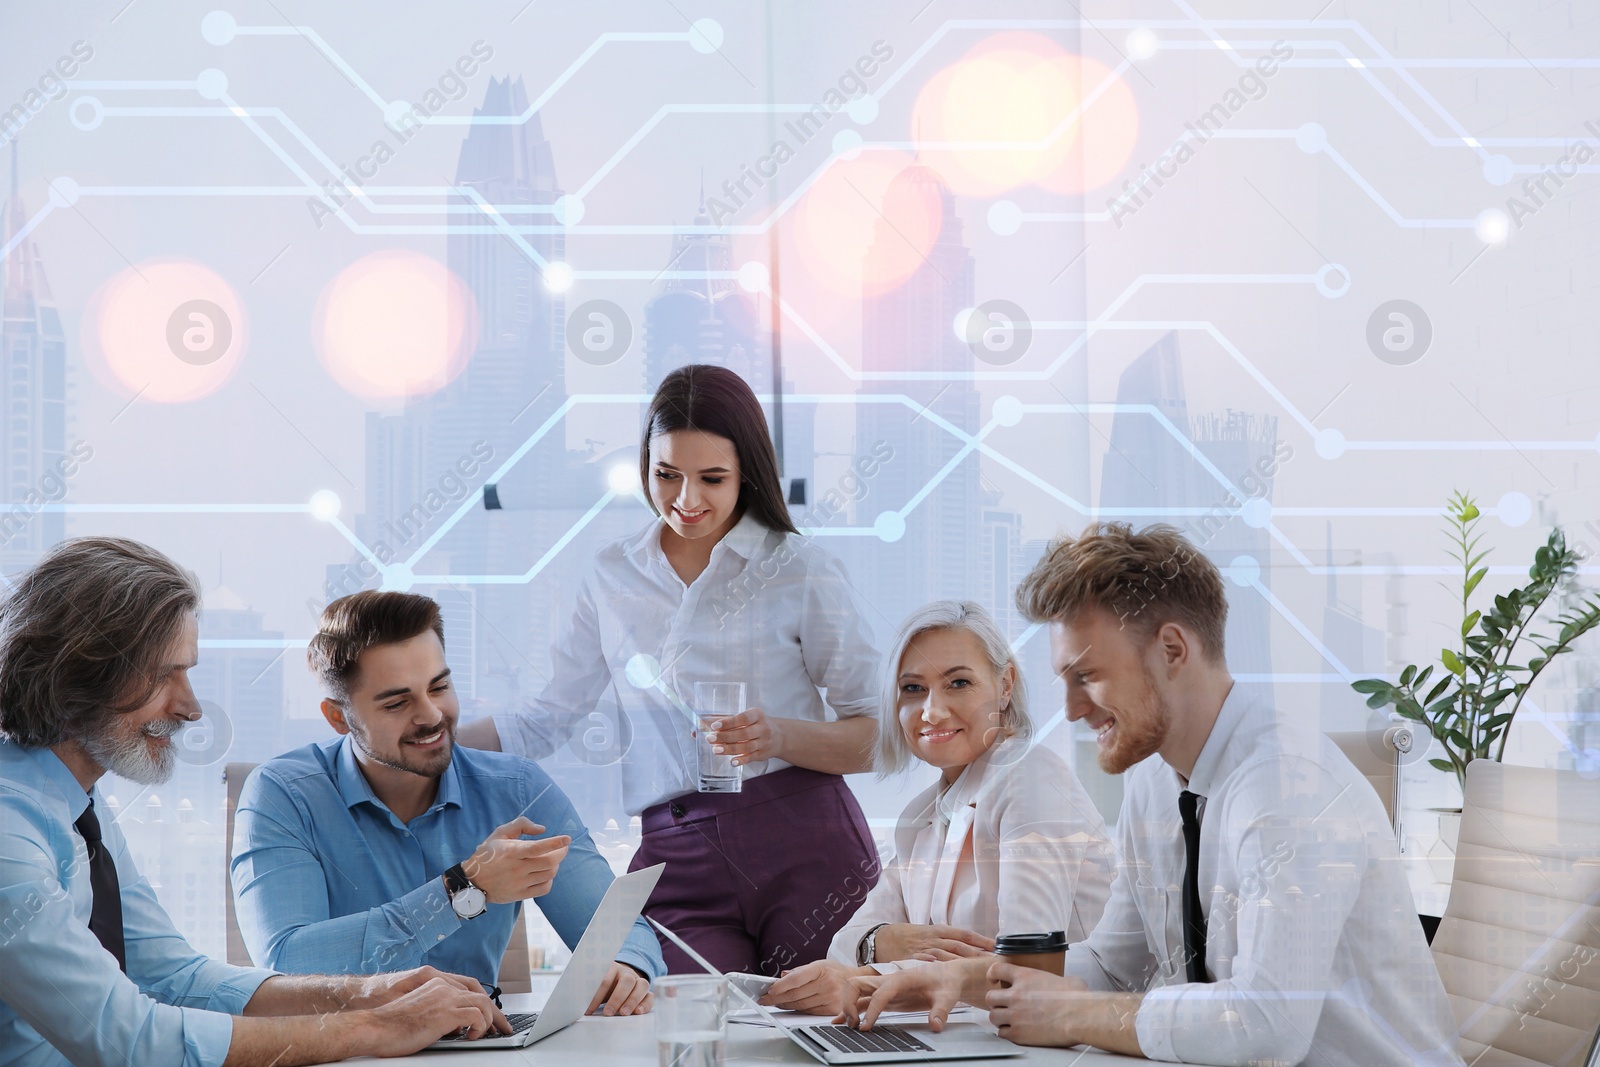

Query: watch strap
[443,863,474,895]
[858,923,890,966]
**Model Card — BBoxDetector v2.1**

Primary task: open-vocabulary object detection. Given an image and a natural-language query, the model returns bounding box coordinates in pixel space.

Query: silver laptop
[428,863,664,1050]
[650,917,1021,1064]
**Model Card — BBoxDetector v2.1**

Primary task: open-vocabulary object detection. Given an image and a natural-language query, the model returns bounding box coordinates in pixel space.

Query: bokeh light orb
[308,489,341,520]
[312,249,478,399]
[912,31,1138,197]
[607,463,638,494]
[791,150,946,298]
[83,258,247,402]
[1475,207,1511,246]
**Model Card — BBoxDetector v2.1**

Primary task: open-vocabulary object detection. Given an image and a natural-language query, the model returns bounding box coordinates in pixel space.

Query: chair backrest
[1326,725,1411,844]
[1431,760,1600,1067]
[496,910,532,995]
[223,762,256,967]
[222,761,532,993]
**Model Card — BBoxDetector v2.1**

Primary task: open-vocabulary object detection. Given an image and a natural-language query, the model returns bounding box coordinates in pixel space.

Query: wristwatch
[857,923,890,966]
[443,863,487,920]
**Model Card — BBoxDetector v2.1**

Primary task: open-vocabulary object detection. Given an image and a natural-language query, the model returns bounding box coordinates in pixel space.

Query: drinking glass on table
[693,681,745,794]
[654,975,727,1067]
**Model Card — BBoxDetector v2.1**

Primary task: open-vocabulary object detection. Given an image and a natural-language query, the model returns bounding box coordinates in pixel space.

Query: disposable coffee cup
[993,931,1068,977]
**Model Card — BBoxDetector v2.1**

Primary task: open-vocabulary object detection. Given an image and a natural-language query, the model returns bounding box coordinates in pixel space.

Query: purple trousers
[628,766,881,976]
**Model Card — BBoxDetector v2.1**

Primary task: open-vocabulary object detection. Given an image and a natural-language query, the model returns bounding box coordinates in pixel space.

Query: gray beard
[77,718,179,786]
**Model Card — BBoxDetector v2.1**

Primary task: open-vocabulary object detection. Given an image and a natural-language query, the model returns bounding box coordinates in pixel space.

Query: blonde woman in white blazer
[763,601,1114,1016]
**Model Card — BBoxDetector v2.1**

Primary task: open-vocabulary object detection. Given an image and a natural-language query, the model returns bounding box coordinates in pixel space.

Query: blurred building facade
[0,143,67,568]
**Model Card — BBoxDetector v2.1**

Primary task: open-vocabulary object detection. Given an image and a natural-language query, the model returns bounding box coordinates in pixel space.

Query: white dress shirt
[829,736,1114,972]
[494,513,881,815]
[1064,686,1462,1067]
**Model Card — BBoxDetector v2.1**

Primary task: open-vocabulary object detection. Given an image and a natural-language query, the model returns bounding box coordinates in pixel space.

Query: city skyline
[4,2,1598,965]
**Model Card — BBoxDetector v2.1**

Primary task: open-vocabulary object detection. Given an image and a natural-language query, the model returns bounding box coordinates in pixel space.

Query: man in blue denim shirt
[232,590,664,1015]
[0,538,508,1067]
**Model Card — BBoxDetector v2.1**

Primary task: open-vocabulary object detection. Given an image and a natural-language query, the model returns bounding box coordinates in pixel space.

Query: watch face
[451,885,487,919]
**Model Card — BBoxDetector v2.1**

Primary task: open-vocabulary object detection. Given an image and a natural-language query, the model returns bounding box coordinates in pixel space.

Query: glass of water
[692,681,745,794]
[654,974,727,1067]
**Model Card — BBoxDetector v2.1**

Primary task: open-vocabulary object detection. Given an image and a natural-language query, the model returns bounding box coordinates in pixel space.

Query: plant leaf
[1464,568,1489,598]
[1425,695,1456,717]
[1441,649,1466,677]
[1350,678,1390,695]
[1460,610,1482,637]
[1429,758,1456,773]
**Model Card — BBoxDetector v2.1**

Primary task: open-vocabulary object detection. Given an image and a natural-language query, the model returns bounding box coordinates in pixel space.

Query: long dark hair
[640,365,798,536]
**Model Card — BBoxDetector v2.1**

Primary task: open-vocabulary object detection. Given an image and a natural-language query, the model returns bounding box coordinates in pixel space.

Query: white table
[360,993,1148,1065]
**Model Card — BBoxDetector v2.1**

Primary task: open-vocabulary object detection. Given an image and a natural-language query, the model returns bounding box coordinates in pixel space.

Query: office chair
[1430,760,1600,1066]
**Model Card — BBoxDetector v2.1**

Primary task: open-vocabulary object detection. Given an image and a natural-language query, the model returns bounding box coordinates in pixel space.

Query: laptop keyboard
[434,1012,539,1042]
[806,1024,934,1054]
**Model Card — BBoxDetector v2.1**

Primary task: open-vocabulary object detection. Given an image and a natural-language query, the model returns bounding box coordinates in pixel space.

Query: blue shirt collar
[332,733,462,818]
[30,743,96,820]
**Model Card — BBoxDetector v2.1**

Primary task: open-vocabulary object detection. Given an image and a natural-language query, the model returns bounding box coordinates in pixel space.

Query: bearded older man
[0,537,509,1067]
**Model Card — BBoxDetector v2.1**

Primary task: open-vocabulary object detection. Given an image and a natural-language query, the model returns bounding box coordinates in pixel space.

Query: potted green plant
[1351,491,1600,847]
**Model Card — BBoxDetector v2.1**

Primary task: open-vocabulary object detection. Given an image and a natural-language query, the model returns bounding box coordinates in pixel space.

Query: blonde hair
[1015,522,1227,663]
[876,600,1030,776]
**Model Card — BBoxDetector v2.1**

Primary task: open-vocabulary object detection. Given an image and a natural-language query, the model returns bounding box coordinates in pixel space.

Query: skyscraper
[343,77,568,704]
[1100,332,1189,515]
[644,188,760,387]
[1320,522,1385,727]
[1190,408,1279,678]
[852,162,980,624]
[1098,332,1279,678]
[980,487,1025,636]
[191,587,289,767]
[0,142,67,567]
[440,74,566,463]
[641,187,813,498]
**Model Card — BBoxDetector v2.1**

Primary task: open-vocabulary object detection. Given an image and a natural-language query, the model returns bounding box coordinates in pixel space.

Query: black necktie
[1178,790,1209,983]
[73,799,126,973]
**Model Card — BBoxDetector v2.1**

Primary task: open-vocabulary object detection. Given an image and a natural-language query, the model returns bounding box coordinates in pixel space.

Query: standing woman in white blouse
[763,600,1114,1015]
[458,365,882,975]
